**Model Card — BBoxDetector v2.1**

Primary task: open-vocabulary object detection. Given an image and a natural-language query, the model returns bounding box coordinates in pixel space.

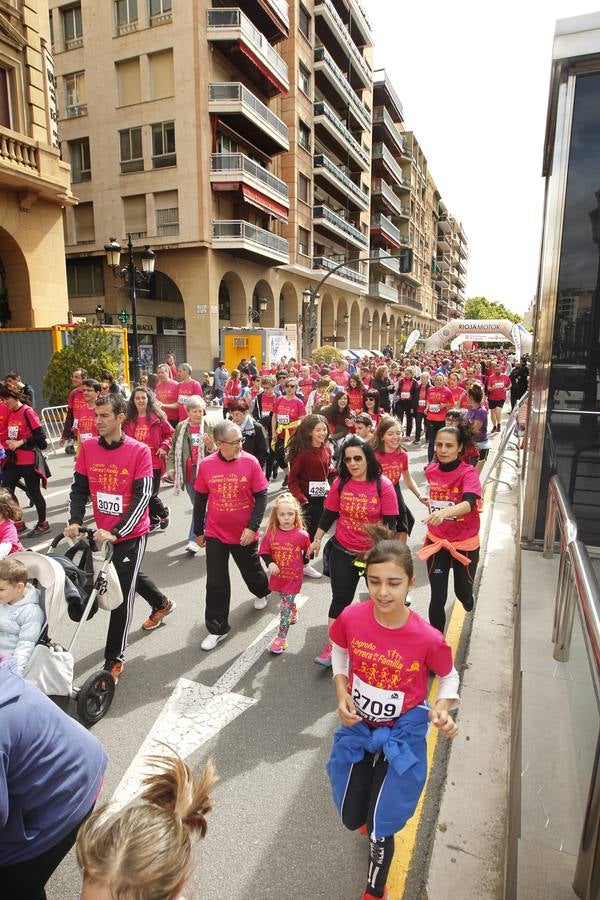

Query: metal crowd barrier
[480,391,528,492]
[41,405,68,454]
[543,473,600,900]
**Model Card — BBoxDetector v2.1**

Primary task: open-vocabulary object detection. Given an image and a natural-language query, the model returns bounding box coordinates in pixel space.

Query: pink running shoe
[291,603,298,625]
[268,635,287,654]
[314,641,332,667]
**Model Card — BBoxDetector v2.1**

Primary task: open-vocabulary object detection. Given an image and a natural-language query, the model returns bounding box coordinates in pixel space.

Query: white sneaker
[303,563,322,579]
[253,595,268,610]
[201,632,228,651]
[186,541,199,554]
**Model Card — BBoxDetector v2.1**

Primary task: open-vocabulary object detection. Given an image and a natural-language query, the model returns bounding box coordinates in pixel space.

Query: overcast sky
[361,0,599,313]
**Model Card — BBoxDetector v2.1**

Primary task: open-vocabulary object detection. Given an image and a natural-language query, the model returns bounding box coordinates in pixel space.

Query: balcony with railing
[313,100,370,170]
[399,295,422,311]
[212,219,289,264]
[370,246,400,274]
[313,153,368,210]
[436,253,451,269]
[230,0,289,41]
[438,214,452,234]
[313,204,368,249]
[313,256,368,286]
[371,178,409,219]
[373,106,407,158]
[369,281,398,303]
[208,82,289,155]
[210,153,289,210]
[314,0,372,88]
[371,142,410,189]
[0,125,75,206]
[370,212,402,248]
[314,46,371,131]
[207,9,289,95]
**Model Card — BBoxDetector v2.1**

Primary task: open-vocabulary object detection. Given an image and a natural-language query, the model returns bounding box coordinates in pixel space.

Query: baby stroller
[13,529,123,726]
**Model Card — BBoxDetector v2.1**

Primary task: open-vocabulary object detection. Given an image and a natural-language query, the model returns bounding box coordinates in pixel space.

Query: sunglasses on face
[344,454,364,463]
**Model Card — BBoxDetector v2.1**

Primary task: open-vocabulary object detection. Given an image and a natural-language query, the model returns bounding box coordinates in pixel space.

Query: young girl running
[371,417,428,542]
[327,530,459,900]
[0,490,23,559]
[76,752,217,900]
[259,493,310,654]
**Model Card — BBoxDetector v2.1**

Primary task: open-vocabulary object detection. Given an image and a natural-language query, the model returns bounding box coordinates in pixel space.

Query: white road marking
[111,595,309,806]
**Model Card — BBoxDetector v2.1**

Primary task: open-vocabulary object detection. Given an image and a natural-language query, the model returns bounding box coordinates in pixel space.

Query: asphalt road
[34,418,440,900]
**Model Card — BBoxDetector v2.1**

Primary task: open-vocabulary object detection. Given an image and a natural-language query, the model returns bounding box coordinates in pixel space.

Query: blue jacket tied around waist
[326,703,430,840]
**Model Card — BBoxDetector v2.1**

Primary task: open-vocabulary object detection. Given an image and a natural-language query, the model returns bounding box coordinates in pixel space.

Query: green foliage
[464,296,522,324]
[43,324,123,405]
[312,345,345,366]
[0,288,11,327]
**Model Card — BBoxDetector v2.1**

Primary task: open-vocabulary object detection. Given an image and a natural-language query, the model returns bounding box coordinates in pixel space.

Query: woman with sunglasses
[309,436,398,667]
[363,390,382,431]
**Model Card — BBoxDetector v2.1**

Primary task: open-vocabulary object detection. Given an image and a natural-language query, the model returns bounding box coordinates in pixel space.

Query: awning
[238,42,288,96]
[241,185,288,222]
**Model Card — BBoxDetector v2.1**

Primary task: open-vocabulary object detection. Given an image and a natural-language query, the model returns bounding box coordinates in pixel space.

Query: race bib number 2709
[352,674,405,723]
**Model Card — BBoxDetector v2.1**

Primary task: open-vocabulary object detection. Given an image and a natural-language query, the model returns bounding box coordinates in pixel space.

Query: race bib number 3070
[97,492,123,516]
[352,674,405,723]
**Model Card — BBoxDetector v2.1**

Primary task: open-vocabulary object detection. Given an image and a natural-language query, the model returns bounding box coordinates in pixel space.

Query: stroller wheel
[77,670,115,725]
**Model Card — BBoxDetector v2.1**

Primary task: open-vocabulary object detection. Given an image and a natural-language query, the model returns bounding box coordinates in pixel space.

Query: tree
[312,345,344,366]
[464,296,522,324]
[43,324,123,405]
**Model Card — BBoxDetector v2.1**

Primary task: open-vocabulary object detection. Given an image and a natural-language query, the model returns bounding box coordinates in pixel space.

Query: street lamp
[104,235,156,385]
[302,287,319,357]
[248,296,269,323]
[403,313,411,334]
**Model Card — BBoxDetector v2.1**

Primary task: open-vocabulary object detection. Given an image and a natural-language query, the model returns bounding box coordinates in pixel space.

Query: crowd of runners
[0,344,529,899]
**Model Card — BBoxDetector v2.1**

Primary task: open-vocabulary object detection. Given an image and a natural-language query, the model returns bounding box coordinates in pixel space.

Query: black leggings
[341,750,394,898]
[426,545,480,632]
[149,468,169,524]
[2,462,46,522]
[328,537,361,619]
[425,420,445,463]
[394,402,414,437]
[413,411,425,441]
[302,497,325,541]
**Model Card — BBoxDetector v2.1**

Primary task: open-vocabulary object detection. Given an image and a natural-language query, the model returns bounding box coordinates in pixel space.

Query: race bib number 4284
[97,492,123,516]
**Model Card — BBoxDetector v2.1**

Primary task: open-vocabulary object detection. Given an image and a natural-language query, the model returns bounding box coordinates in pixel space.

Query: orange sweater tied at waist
[417,531,480,566]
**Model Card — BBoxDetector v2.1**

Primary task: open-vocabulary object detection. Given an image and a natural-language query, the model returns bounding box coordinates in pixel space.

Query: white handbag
[24,643,74,696]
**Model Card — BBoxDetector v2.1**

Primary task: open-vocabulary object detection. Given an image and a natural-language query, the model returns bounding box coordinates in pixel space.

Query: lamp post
[302,287,320,358]
[104,235,155,385]
[248,296,268,324]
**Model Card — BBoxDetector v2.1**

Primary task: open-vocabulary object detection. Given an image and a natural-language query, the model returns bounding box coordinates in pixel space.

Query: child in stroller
[0,557,43,674]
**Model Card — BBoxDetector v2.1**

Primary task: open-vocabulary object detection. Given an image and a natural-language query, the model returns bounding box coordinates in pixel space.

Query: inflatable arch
[424,319,533,355]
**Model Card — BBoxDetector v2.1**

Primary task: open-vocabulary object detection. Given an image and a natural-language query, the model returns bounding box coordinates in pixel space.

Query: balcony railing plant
[212,219,289,256]
[313,204,368,246]
[313,255,367,285]
[208,83,288,142]
[207,9,289,84]
[313,46,371,129]
[313,100,369,166]
[313,153,368,205]
[211,153,289,199]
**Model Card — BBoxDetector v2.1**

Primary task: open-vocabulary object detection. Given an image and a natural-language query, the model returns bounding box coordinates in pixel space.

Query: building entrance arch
[218,271,247,327]
[0,228,31,327]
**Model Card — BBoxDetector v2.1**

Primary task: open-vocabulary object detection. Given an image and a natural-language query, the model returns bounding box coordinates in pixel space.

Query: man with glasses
[271,377,306,488]
[193,421,270,651]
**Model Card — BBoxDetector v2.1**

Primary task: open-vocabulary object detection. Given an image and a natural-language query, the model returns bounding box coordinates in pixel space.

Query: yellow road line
[388,482,496,898]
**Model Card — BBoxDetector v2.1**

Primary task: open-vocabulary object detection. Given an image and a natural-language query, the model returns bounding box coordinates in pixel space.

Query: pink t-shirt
[259,526,310,594]
[330,602,453,724]
[325,476,398,552]
[194,450,269,543]
[375,448,408,486]
[6,404,41,465]
[76,436,152,539]
[177,380,203,420]
[0,518,23,555]
[155,379,179,414]
[76,404,98,444]
[331,370,350,387]
[0,402,9,443]
[487,373,511,401]
[426,386,453,421]
[425,460,481,543]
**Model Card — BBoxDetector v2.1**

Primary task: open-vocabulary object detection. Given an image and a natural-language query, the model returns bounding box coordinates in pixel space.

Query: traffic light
[399,249,413,273]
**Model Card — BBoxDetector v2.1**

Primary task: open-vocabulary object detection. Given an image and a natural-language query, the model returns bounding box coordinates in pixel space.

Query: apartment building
[436,207,467,323]
[0,0,73,328]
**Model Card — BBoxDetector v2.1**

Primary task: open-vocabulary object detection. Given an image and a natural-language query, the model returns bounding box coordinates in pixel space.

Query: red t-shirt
[6,404,41,465]
[397,379,414,402]
[347,388,365,414]
[177,380,203,420]
[0,402,9,443]
[259,392,275,415]
[375,448,408,486]
[330,603,453,725]
[76,435,152,539]
[185,423,202,484]
[0,518,23,554]
[69,388,87,429]
[425,460,481,543]
[416,385,429,411]
[325,476,398,552]
[155,379,179,415]
[331,370,350,387]
[273,396,306,435]
[450,387,468,409]
[194,450,269,543]
[426,386,453,422]
[487,374,510,401]
[299,379,314,401]
[76,405,98,445]
[259,526,310,594]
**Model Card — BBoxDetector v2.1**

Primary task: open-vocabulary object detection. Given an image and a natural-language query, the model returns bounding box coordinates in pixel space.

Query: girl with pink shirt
[259,493,310,655]
[0,490,23,559]
[371,417,428,541]
[419,423,482,633]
